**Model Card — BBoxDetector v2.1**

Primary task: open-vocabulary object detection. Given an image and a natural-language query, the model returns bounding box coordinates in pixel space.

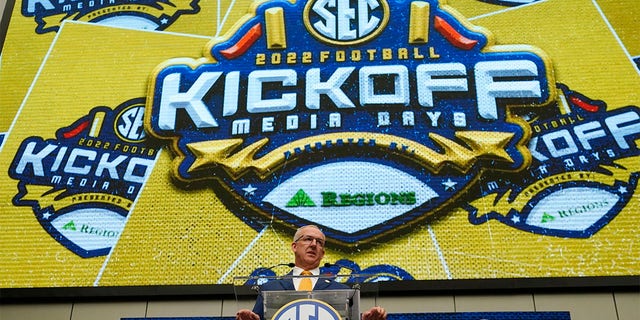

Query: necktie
[298,270,313,291]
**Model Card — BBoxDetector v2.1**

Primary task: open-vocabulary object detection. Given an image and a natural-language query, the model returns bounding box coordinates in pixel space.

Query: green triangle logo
[63,220,77,231]
[286,189,316,207]
[541,212,555,223]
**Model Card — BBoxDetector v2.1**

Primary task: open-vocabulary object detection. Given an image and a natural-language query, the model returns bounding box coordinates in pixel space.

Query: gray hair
[293,225,324,242]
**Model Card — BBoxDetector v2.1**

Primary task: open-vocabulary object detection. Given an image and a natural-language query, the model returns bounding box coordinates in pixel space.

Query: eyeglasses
[295,235,325,247]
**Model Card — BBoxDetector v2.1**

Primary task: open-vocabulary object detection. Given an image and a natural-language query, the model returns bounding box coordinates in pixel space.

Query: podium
[233,274,370,320]
[263,289,360,320]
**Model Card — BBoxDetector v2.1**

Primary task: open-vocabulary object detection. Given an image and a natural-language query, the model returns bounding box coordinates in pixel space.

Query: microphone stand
[250,262,295,292]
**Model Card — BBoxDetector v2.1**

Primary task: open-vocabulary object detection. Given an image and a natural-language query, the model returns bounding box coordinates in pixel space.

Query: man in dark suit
[236,225,386,320]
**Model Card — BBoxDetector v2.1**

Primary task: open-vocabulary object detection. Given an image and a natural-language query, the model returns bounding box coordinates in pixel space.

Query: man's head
[291,225,326,270]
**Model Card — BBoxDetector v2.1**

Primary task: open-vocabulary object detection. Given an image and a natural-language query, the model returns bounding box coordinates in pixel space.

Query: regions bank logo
[145,0,554,249]
[8,98,159,257]
[22,0,200,34]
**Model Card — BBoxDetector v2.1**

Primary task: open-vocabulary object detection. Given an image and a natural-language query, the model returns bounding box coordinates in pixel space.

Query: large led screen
[0,0,638,292]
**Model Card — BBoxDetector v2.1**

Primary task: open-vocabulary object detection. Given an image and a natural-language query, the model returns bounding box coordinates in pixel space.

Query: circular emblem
[114,101,147,143]
[303,0,389,45]
[272,299,341,320]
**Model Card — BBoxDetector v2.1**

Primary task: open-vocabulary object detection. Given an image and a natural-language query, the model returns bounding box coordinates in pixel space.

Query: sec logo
[115,104,146,143]
[272,299,342,320]
[304,0,389,45]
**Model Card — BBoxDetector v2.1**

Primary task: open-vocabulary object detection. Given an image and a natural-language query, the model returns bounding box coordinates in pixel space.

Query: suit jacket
[252,274,349,319]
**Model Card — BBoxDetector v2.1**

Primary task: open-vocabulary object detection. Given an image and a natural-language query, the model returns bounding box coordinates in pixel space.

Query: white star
[243,184,258,196]
[42,211,52,220]
[511,215,521,223]
[618,186,628,194]
[161,18,169,25]
[442,178,457,191]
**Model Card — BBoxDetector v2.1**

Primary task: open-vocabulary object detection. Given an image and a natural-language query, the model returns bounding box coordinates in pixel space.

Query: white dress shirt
[292,266,320,290]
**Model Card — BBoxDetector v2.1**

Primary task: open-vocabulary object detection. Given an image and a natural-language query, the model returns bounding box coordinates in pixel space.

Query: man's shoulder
[260,279,291,291]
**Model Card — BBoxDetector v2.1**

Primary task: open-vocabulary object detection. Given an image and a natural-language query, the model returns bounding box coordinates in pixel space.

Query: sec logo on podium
[272,299,342,320]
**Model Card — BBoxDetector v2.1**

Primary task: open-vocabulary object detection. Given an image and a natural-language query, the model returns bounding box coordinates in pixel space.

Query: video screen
[1,0,638,292]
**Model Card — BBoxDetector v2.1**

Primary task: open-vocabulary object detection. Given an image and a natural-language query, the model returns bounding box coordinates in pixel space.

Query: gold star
[186,139,244,173]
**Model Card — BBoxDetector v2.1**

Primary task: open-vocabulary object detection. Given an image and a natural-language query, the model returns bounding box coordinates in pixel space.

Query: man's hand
[236,309,260,320]
[362,306,387,320]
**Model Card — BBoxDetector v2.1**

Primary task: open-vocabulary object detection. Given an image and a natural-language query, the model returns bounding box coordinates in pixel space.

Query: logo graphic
[272,299,341,320]
[9,98,160,257]
[145,0,554,249]
[22,0,200,34]
[303,0,389,45]
[246,259,414,286]
[466,84,640,237]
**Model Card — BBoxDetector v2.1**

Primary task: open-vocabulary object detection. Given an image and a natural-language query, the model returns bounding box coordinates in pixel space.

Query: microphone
[323,262,357,273]
[250,263,294,292]
[323,262,360,306]
[256,262,295,272]
[323,261,363,290]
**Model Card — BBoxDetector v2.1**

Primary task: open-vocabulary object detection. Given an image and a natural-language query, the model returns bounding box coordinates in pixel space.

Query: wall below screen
[0,291,638,320]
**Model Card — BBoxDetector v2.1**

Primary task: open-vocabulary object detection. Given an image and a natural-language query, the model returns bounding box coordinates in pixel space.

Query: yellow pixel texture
[0,0,638,288]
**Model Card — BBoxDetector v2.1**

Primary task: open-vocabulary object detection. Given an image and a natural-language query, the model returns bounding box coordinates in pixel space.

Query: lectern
[263,289,360,320]
[233,274,366,320]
